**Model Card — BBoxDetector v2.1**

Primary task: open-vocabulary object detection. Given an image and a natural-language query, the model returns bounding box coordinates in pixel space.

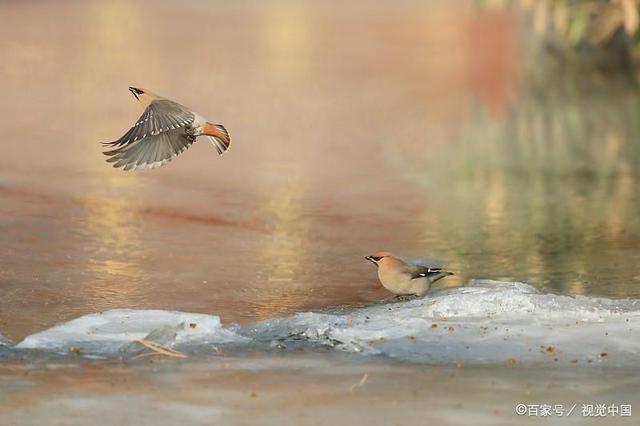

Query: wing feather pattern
[103,100,196,170]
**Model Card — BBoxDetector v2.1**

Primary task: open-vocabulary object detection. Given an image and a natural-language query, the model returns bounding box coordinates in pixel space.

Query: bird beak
[365,255,376,264]
[128,87,140,101]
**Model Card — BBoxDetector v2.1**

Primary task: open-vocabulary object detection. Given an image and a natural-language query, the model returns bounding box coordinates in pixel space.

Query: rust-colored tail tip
[204,123,231,156]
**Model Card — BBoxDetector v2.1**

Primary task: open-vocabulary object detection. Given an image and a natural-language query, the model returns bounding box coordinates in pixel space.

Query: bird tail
[429,270,454,283]
[420,268,454,283]
[203,122,231,155]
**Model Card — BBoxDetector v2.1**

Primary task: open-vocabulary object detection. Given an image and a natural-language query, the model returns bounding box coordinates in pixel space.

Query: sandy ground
[1,353,639,426]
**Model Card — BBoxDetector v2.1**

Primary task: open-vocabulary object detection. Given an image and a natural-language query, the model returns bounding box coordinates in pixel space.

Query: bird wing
[102,100,196,170]
[407,264,445,279]
[104,132,196,171]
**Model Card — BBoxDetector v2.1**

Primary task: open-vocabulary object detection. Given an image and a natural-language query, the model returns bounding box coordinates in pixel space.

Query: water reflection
[250,173,313,319]
[81,173,146,308]
[2,0,640,342]
[408,78,640,296]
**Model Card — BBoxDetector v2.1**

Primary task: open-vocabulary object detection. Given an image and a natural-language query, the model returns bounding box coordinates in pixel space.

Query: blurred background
[1,0,640,340]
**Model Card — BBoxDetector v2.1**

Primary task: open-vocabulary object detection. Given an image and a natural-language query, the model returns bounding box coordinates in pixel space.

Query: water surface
[1,0,640,344]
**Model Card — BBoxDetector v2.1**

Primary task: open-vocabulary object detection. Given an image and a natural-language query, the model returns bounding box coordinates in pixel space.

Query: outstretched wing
[103,100,196,170]
[104,131,196,171]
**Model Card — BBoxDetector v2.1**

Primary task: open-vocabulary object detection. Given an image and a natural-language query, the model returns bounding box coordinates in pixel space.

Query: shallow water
[2,0,640,343]
[3,1,640,423]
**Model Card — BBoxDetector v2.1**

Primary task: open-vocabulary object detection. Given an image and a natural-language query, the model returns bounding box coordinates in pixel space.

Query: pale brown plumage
[365,252,453,297]
[102,87,231,171]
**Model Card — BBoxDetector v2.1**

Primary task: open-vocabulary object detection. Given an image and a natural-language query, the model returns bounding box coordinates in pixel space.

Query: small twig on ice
[130,339,187,359]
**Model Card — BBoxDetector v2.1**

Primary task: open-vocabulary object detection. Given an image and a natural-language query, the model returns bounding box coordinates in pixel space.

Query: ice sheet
[244,280,640,365]
[16,309,247,356]
[6,281,640,366]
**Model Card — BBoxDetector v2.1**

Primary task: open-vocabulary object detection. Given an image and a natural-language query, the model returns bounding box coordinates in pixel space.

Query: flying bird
[102,87,231,170]
[365,252,453,298]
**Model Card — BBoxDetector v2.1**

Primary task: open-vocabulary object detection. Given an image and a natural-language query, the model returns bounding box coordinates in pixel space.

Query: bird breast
[378,268,428,295]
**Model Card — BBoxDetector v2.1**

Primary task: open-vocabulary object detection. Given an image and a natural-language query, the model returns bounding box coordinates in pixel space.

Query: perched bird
[102,87,231,171]
[365,252,453,298]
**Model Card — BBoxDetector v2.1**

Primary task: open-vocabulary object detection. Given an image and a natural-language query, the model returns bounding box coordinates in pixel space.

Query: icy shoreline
[3,280,639,367]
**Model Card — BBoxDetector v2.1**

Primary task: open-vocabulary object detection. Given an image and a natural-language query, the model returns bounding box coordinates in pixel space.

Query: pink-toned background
[2,0,639,341]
